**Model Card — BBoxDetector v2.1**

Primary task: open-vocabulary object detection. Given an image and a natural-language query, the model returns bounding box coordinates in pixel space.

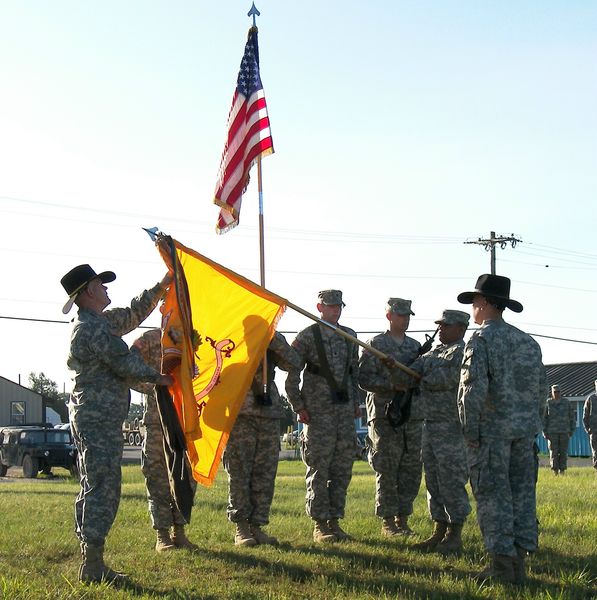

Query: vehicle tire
[134,432,142,446]
[0,464,7,477]
[128,432,135,446]
[22,454,39,478]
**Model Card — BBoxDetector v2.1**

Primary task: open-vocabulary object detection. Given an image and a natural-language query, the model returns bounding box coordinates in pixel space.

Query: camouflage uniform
[411,336,471,525]
[542,390,576,473]
[458,318,547,556]
[285,321,359,522]
[222,332,300,526]
[583,389,597,471]
[133,329,192,530]
[359,330,421,519]
[67,284,164,550]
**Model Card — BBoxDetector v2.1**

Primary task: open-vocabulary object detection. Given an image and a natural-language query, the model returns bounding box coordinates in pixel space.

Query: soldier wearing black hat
[61,264,173,584]
[457,274,547,584]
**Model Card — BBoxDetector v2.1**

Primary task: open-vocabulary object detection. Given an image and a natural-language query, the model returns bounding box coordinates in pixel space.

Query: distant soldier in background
[583,380,597,475]
[410,310,471,554]
[132,328,198,552]
[543,384,576,475]
[358,298,423,537]
[61,264,173,584]
[457,274,547,584]
[223,332,300,547]
[285,290,361,543]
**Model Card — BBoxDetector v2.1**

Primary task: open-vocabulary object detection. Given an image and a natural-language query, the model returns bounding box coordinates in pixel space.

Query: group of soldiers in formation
[60,262,596,588]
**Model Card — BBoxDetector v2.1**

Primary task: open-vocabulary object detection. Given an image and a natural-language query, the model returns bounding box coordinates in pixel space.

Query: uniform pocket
[299,433,310,465]
[467,443,491,496]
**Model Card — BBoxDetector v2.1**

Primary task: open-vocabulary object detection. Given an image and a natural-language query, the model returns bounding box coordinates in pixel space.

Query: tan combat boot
[412,521,448,551]
[436,522,463,555]
[79,545,128,585]
[474,553,516,584]
[313,520,337,543]
[328,518,353,541]
[171,524,199,551]
[381,517,402,537]
[250,524,279,546]
[155,528,176,552]
[234,519,257,547]
[512,546,528,585]
[395,515,414,536]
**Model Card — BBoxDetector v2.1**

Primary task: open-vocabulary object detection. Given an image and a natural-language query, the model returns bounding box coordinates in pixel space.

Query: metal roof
[546,361,597,398]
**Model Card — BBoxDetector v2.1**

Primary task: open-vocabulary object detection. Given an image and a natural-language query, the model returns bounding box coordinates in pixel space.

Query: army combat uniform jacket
[410,340,470,524]
[458,318,547,556]
[67,283,165,548]
[359,332,422,519]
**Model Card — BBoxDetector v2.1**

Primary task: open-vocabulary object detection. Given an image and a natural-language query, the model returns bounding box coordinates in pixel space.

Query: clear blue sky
[1,1,596,393]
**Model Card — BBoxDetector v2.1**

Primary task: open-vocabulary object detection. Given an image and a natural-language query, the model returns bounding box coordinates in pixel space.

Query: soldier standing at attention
[410,310,471,555]
[358,298,423,537]
[285,290,361,543]
[583,380,597,476]
[457,274,547,584]
[223,332,300,547]
[61,264,173,584]
[132,328,198,553]
[542,384,576,475]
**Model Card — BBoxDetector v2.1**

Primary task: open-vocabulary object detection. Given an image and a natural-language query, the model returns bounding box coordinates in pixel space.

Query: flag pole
[257,155,265,287]
[257,152,270,395]
[149,231,420,381]
[249,2,269,395]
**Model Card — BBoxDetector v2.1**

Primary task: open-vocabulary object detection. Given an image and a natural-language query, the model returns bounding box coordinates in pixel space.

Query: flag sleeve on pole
[214,26,274,234]
[157,237,286,486]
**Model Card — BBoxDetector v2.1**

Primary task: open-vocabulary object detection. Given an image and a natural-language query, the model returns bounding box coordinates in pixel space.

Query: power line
[2,315,595,346]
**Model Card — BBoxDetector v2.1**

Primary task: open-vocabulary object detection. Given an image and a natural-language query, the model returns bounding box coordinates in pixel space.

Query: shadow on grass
[526,546,597,599]
[196,539,597,600]
[65,576,220,599]
[207,543,472,599]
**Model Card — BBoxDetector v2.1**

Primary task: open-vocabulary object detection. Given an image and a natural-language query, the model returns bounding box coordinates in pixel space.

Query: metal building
[0,376,43,426]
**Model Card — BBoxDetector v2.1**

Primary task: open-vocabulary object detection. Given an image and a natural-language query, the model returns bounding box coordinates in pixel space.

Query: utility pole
[464,231,522,274]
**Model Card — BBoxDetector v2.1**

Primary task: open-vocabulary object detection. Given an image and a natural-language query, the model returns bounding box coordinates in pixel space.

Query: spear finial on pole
[248,2,260,27]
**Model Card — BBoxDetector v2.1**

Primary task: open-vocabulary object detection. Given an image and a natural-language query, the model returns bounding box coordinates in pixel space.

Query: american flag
[214,26,274,234]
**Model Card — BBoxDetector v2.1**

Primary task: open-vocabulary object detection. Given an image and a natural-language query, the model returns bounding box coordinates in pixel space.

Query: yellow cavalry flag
[156,236,286,486]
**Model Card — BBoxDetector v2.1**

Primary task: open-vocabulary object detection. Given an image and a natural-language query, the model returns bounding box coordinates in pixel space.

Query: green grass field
[0,460,595,599]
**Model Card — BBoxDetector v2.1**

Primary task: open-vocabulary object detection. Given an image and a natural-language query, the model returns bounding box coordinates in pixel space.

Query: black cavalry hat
[60,264,115,314]
[457,274,523,313]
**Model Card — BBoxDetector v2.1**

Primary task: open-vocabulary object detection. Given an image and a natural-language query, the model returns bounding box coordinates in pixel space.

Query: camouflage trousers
[546,433,570,472]
[590,433,597,470]
[222,414,280,525]
[141,415,188,530]
[422,420,471,524]
[71,418,123,547]
[467,436,538,556]
[368,417,423,518]
[301,409,356,521]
